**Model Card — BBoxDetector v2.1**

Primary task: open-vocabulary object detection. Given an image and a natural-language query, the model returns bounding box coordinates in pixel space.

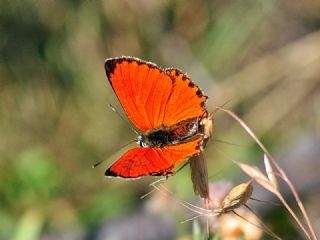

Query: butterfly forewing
[163,68,208,126]
[105,57,172,131]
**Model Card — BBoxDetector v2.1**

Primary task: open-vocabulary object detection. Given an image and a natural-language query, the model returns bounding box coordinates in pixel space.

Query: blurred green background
[1,0,320,239]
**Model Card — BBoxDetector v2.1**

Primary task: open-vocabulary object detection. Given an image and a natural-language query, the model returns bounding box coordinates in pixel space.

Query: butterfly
[104,57,208,178]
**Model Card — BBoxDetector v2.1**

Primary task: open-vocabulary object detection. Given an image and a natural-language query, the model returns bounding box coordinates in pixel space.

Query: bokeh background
[1,0,320,239]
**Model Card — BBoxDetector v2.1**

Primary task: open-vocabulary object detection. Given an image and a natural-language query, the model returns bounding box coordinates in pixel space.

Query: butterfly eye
[136,135,148,148]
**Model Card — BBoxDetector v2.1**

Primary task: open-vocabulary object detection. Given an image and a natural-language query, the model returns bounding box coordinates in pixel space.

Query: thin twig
[181,214,202,223]
[250,197,280,206]
[151,183,212,216]
[158,184,212,213]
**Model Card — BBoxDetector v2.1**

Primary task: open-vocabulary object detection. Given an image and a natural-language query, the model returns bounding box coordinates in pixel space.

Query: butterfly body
[104,57,208,178]
[138,117,202,148]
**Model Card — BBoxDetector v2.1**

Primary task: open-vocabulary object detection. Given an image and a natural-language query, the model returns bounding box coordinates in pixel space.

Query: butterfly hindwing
[105,135,203,178]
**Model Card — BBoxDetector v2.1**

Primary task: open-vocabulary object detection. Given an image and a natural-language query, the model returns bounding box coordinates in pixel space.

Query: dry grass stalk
[189,112,214,199]
[218,107,318,240]
[263,154,278,190]
[214,180,280,239]
[189,153,210,199]
[236,161,307,239]
[150,180,280,239]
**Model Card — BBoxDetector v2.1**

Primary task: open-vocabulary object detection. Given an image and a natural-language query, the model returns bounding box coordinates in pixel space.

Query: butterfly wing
[105,57,173,132]
[105,135,202,178]
[105,58,207,132]
[163,68,208,126]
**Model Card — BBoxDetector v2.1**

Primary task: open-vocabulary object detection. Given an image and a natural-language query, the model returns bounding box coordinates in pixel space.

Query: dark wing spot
[105,56,171,82]
[196,89,203,97]
[105,167,118,177]
[166,68,185,78]
[188,81,195,88]
[105,58,118,79]
[174,70,180,77]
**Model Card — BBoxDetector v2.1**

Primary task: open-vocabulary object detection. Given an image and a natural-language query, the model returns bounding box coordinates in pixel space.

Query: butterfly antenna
[92,139,136,168]
[92,159,106,168]
[108,103,139,135]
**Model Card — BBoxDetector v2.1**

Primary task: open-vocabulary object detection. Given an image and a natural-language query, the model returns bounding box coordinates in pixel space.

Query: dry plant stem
[232,210,281,240]
[204,198,210,240]
[244,204,282,240]
[264,154,279,189]
[181,214,202,223]
[272,164,317,240]
[152,181,279,239]
[237,162,311,240]
[140,189,155,199]
[250,197,280,206]
[151,183,211,216]
[156,184,211,213]
[218,107,317,240]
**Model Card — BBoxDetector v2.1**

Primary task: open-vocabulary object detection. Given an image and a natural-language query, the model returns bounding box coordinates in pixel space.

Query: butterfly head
[135,135,148,148]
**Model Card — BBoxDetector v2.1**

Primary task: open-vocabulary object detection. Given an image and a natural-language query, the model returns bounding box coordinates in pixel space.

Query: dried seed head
[214,180,253,215]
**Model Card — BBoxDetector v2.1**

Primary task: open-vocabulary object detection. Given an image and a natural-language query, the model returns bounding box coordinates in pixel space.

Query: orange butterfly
[105,57,208,178]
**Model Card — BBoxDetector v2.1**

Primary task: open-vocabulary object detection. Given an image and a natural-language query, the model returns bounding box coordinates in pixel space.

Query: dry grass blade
[189,153,209,199]
[235,161,278,195]
[264,154,279,190]
[150,179,282,239]
[235,161,311,239]
[238,160,313,239]
[272,165,318,240]
[150,183,212,216]
[189,112,213,200]
[218,107,317,240]
[249,197,280,207]
[213,180,281,239]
